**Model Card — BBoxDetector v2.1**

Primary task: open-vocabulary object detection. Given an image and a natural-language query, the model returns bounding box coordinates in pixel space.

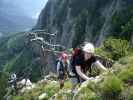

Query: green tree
[121,17,133,40]
[0,71,9,100]
[111,6,133,37]
[103,37,129,60]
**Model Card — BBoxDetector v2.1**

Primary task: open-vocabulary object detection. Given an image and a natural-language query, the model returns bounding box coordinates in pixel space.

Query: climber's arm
[95,61,107,71]
[75,66,90,81]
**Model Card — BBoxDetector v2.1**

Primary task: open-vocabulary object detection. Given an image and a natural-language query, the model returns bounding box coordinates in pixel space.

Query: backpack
[56,58,67,74]
[56,59,70,80]
[55,52,68,73]
[69,48,82,77]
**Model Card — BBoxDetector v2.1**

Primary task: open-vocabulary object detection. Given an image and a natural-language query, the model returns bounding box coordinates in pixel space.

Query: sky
[6,0,48,19]
[18,0,48,19]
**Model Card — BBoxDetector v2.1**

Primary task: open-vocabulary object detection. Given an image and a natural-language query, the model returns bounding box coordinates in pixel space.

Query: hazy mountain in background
[7,0,48,19]
[0,0,48,34]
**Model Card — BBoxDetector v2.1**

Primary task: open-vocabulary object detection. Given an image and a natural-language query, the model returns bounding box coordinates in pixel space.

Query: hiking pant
[70,77,85,85]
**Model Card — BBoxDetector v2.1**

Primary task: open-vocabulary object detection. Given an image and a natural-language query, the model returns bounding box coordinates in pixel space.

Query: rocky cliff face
[35,0,133,47]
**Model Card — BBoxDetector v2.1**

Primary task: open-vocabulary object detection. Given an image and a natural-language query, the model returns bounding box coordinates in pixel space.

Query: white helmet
[83,43,95,53]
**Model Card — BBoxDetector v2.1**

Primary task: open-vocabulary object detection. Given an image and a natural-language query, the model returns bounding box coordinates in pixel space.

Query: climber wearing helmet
[8,73,17,89]
[57,52,70,89]
[70,43,107,94]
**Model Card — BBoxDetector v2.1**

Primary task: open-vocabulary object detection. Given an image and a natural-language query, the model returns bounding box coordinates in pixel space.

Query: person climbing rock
[57,52,70,89]
[8,73,17,90]
[70,43,107,94]
[6,73,18,96]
